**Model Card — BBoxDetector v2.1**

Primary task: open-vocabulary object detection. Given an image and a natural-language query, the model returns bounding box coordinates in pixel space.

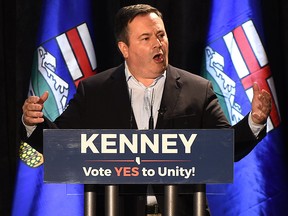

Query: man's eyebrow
[138,33,150,38]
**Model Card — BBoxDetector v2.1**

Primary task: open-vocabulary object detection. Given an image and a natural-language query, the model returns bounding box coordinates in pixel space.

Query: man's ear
[117,41,128,58]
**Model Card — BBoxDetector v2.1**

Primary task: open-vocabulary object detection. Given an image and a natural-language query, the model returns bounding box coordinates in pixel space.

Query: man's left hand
[251,82,272,124]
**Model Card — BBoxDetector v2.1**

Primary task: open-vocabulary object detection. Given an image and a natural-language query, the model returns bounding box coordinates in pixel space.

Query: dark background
[1,0,287,215]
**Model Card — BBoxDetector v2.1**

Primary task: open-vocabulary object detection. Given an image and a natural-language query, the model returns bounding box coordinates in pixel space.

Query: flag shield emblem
[204,20,280,130]
[29,23,96,121]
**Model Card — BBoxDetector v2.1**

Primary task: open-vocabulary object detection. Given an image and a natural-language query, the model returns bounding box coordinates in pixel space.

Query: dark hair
[114,4,163,45]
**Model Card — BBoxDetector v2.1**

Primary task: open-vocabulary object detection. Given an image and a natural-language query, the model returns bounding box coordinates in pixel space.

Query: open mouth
[153,53,164,63]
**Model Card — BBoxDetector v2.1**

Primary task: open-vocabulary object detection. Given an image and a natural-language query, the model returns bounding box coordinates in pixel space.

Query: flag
[12,0,97,215]
[202,0,288,215]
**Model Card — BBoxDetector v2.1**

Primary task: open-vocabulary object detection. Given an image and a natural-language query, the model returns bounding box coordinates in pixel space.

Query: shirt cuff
[248,112,266,137]
[22,114,37,137]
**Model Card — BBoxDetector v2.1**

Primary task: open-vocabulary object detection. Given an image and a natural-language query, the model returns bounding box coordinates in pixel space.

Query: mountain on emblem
[205,46,244,125]
[38,46,69,114]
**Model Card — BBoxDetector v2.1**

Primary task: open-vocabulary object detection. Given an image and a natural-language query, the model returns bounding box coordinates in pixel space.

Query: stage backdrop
[0,0,287,215]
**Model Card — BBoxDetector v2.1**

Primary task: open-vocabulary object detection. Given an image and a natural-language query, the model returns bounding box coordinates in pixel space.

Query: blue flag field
[12,0,96,215]
[203,0,288,215]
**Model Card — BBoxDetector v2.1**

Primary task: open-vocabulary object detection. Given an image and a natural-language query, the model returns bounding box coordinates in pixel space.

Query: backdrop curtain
[1,0,287,215]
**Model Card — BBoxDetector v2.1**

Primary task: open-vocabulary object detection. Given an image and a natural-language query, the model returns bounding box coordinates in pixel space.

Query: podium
[44,129,234,216]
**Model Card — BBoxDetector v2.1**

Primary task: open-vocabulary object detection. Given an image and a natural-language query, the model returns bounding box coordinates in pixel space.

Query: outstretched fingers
[251,83,272,124]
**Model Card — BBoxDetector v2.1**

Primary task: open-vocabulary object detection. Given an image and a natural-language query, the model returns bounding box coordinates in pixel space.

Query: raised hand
[251,82,272,124]
[22,91,49,126]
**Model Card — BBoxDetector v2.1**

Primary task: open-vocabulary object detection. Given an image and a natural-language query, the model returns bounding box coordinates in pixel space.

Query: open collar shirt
[124,62,166,130]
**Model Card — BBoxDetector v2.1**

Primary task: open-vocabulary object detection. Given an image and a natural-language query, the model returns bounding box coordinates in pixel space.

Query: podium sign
[43,129,234,184]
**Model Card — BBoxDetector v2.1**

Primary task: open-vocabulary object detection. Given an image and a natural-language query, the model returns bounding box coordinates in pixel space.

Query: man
[22,4,271,216]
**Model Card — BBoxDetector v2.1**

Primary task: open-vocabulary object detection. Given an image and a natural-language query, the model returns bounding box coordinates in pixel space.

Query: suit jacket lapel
[110,64,181,129]
[156,65,182,129]
[109,64,137,129]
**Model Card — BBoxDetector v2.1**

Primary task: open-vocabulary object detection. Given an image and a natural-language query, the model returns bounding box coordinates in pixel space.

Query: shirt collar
[124,61,166,85]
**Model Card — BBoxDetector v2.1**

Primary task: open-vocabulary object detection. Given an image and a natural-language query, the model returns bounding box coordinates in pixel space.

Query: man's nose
[153,37,162,48]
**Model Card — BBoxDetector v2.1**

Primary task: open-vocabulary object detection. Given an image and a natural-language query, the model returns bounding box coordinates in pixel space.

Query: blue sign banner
[44,129,234,184]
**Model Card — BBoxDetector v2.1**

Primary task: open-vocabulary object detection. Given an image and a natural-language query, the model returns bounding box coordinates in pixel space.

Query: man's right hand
[22,91,49,126]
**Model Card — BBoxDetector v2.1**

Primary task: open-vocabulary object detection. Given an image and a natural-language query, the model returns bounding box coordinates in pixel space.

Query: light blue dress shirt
[125,62,166,130]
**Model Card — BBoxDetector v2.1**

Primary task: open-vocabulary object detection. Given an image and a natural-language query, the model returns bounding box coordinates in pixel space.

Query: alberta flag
[203,0,288,215]
[12,0,96,215]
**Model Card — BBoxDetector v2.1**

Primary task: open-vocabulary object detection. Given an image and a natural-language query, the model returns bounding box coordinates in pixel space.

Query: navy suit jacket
[29,64,264,160]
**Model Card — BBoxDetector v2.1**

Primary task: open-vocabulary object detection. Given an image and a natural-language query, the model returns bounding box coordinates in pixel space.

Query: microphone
[158,107,167,116]
[149,89,155,130]
[129,89,134,129]
[149,116,154,129]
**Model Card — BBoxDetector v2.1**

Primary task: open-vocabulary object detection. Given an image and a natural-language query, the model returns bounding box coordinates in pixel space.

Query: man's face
[118,12,169,81]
